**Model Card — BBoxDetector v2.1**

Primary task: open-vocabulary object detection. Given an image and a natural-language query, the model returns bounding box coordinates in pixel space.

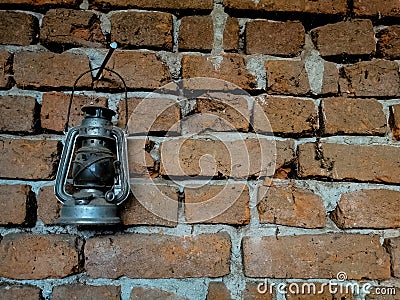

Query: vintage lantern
[54,44,130,225]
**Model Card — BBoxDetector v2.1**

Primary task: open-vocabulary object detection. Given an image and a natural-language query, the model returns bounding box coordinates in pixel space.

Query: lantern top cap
[81,105,116,121]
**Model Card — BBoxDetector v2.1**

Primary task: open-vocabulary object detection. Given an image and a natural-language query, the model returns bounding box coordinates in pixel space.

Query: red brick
[181,95,250,134]
[0,233,81,279]
[111,11,172,50]
[91,0,213,11]
[385,237,400,277]
[53,285,120,300]
[366,287,400,300]
[286,283,354,299]
[131,288,188,300]
[85,233,231,278]
[265,60,310,95]
[390,104,400,140]
[298,142,400,183]
[246,20,305,57]
[377,26,400,59]
[0,0,79,8]
[242,283,273,300]
[339,59,400,97]
[160,138,291,178]
[322,97,387,135]
[182,54,257,90]
[354,0,400,18]
[41,92,108,132]
[127,138,158,178]
[185,184,249,225]
[0,285,42,300]
[40,9,105,49]
[311,20,375,57]
[243,234,390,279]
[224,17,239,52]
[258,184,326,228]
[0,185,34,225]
[224,0,347,15]
[0,50,12,89]
[99,51,171,90]
[0,11,38,46]
[0,138,60,180]
[331,189,400,229]
[253,96,318,136]
[0,96,37,133]
[14,51,91,89]
[121,183,178,226]
[179,16,213,51]
[321,61,339,95]
[37,186,61,225]
[207,282,232,300]
[121,98,180,134]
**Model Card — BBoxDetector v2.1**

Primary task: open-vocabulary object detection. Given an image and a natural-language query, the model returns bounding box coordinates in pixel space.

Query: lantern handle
[64,66,129,133]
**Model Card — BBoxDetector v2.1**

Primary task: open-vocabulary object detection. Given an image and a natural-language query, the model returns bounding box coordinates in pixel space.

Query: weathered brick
[91,0,213,11]
[366,288,400,300]
[0,233,81,279]
[331,189,400,229]
[224,17,239,52]
[41,92,108,132]
[40,9,105,49]
[390,104,400,140]
[377,26,400,59]
[160,138,291,178]
[99,51,171,90]
[121,183,178,226]
[85,233,231,278]
[265,60,310,95]
[298,142,400,183]
[14,51,91,89]
[322,97,387,135]
[0,138,60,180]
[286,283,354,299]
[0,0,79,8]
[339,59,400,97]
[253,96,318,136]
[224,0,347,16]
[127,138,158,178]
[0,50,12,89]
[257,184,326,228]
[0,96,37,133]
[0,185,34,225]
[111,11,172,50]
[321,61,339,95]
[53,285,121,300]
[243,234,390,279]
[311,20,375,58]
[37,186,61,225]
[207,282,232,300]
[385,237,400,277]
[246,20,304,56]
[0,11,38,46]
[354,0,400,18]
[121,98,180,134]
[182,54,257,90]
[131,288,188,300]
[179,16,213,51]
[242,283,273,300]
[181,95,250,134]
[185,184,249,225]
[0,285,42,300]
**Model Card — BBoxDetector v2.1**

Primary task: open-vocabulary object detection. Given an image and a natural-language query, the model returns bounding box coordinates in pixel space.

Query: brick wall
[0,0,400,299]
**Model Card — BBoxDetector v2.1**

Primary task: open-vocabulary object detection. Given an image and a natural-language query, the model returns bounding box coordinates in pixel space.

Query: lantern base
[56,201,120,226]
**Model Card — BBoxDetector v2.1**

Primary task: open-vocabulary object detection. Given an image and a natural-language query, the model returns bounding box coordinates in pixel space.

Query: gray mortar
[172,17,180,53]
[79,0,89,10]
[211,4,228,56]
[303,35,325,95]
[247,55,266,90]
